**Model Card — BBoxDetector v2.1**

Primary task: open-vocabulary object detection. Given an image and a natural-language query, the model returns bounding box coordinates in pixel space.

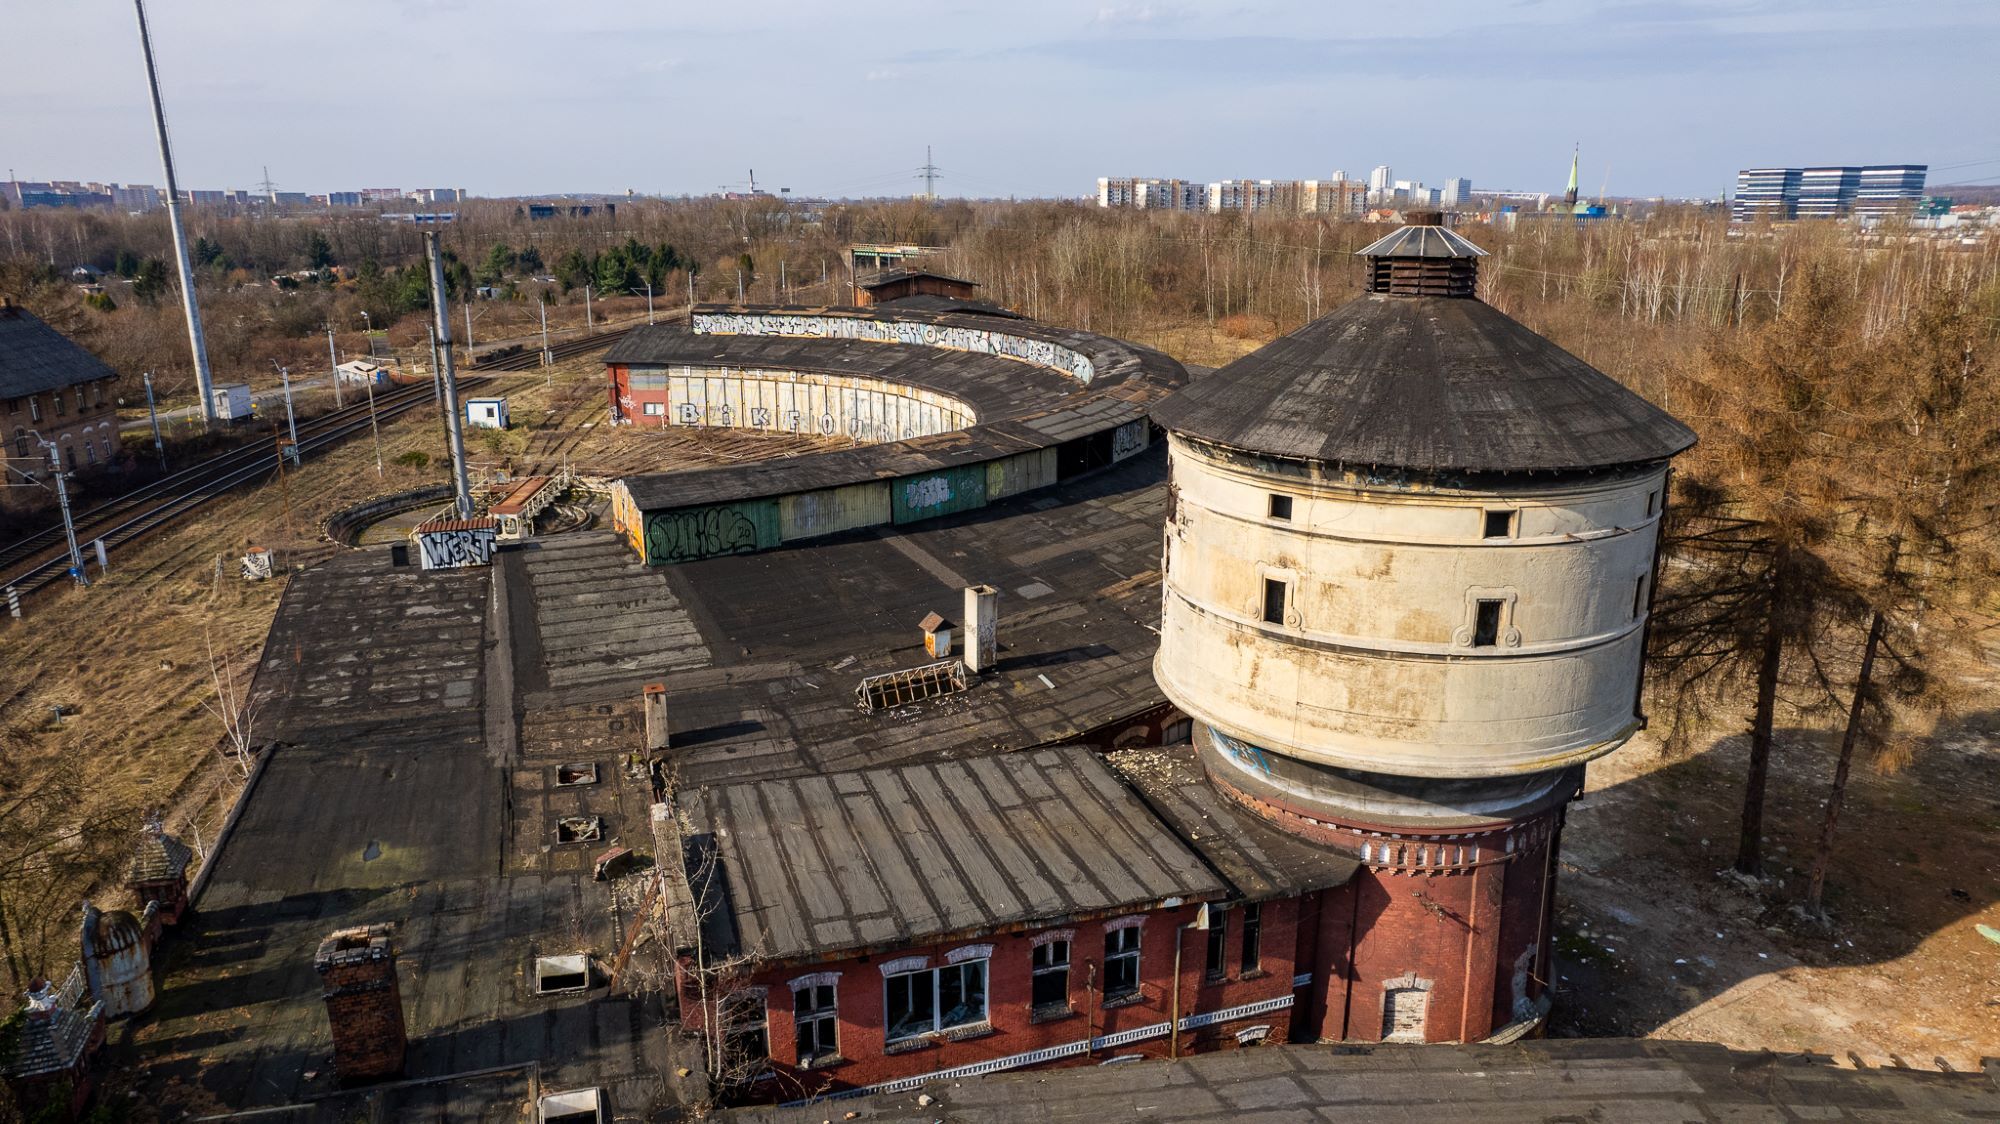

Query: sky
[5,1,1997,201]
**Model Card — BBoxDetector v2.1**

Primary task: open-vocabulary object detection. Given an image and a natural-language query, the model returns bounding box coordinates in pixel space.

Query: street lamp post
[142,371,166,469]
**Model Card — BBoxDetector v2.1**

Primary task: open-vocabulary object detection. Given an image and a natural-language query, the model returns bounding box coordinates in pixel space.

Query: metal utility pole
[538,296,552,367]
[325,324,343,408]
[919,145,940,203]
[427,323,445,420]
[463,302,474,351]
[36,435,87,586]
[362,368,384,478]
[585,283,594,331]
[142,371,166,469]
[273,362,297,447]
[638,283,654,324]
[133,0,217,425]
[424,232,474,518]
[736,270,744,301]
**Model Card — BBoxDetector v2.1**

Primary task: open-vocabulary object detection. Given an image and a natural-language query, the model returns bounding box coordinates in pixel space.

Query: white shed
[211,383,252,421]
[465,397,509,429]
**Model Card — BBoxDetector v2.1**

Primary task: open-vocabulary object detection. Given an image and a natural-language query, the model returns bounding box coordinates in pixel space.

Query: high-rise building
[1441,177,1472,205]
[1732,165,1924,222]
[1097,177,1203,210]
[1368,165,1392,196]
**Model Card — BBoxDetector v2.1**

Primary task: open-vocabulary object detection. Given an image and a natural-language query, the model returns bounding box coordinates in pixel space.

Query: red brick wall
[729,900,1301,1103]
[1304,829,1557,1045]
[315,933,406,1081]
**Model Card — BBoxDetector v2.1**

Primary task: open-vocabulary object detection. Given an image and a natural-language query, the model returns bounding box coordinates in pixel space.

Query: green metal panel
[890,464,988,525]
[642,500,780,564]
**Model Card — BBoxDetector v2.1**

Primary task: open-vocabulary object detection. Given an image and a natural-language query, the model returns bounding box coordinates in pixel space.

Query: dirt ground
[1549,655,2000,1070]
[7,315,1996,1074]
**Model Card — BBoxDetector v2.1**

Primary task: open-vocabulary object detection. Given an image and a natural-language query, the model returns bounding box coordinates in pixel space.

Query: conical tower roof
[1149,220,1694,474]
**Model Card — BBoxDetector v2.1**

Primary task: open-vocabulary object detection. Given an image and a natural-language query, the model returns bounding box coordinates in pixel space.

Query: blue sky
[7,1,1995,200]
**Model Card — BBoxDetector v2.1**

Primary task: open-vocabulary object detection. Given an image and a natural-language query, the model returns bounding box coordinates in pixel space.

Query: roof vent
[1355,214,1488,298]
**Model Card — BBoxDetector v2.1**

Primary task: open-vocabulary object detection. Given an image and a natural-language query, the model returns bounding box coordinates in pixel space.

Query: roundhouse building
[1149,213,1695,1043]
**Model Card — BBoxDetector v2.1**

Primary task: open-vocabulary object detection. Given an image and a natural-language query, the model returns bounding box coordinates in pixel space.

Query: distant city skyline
[7,2,1997,201]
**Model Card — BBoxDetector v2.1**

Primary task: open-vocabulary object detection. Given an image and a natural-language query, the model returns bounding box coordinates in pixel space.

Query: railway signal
[30,433,88,588]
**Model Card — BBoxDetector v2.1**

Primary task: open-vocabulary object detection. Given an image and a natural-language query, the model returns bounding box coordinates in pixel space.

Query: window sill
[884,1021,995,1054]
[939,1021,995,1042]
[1239,969,1270,982]
[1030,1003,1077,1025]
[1202,974,1227,987]
[884,1036,937,1056]
[797,1054,849,1072]
[1100,992,1145,1010]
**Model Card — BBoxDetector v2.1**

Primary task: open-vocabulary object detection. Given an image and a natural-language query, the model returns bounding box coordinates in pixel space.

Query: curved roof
[1149,294,1695,474]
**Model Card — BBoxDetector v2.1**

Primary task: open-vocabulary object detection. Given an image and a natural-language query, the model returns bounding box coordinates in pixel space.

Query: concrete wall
[620,366,976,442]
[693,311,1096,385]
[1157,435,1667,779]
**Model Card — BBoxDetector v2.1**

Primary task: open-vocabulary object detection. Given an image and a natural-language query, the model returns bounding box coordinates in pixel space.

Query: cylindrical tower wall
[1159,434,1668,780]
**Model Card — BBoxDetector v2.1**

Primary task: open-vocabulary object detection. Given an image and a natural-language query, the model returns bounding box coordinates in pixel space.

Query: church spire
[1563,143,1581,210]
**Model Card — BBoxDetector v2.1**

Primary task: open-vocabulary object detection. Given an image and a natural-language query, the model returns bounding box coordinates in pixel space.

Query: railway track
[473,325,637,372]
[0,377,482,599]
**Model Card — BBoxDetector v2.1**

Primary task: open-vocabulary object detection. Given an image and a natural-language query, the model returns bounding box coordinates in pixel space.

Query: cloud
[642,57,685,73]
[864,69,899,82]
[1092,3,1187,26]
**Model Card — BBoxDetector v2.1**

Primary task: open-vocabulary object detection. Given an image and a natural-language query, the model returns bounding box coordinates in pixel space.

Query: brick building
[657,747,1353,1103]
[0,300,122,501]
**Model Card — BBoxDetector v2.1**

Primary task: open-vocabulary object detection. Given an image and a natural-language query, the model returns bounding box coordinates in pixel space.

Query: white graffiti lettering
[693,312,1096,385]
[417,527,496,570]
[904,476,953,511]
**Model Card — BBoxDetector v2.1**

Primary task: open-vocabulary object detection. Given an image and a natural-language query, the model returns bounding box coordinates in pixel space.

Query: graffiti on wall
[1111,419,1148,461]
[904,475,954,512]
[416,527,496,570]
[646,506,761,564]
[693,312,1096,384]
[660,368,971,445]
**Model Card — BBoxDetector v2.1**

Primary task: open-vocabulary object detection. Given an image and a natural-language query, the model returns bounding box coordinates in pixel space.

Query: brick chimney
[314,924,406,1081]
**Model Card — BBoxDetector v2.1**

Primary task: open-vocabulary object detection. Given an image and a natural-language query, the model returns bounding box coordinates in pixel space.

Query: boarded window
[1382,986,1429,1042]
[1262,579,1287,625]
[1240,902,1263,973]
[1482,509,1514,539]
[1267,494,1293,521]
[1473,600,1503,647]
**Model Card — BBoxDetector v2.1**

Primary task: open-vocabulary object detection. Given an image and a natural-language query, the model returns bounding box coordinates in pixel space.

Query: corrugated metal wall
[642,499,781,564]
[780,483,893,542]
[987,448,1060,500]
[891,465,989,525]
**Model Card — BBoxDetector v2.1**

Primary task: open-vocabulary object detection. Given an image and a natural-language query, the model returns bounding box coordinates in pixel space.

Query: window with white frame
[643,401,666,416]
[1031,934,1071,1013]
[883,952,988,1042]
[792,977,838,1064]
[1103,921,1142,1000]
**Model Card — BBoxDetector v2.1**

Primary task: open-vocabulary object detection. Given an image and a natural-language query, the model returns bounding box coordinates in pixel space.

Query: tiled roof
[0,303,117,399]
[130,826,194,884]
[1,968,101,1079]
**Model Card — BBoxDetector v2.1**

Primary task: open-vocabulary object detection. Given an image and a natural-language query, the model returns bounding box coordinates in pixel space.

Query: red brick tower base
[314,924,407,1081]
[1200,728,1570,1044]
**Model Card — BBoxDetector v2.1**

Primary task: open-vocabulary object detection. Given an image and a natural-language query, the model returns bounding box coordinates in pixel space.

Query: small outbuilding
[335,360,392,388]
[465,397,509,429]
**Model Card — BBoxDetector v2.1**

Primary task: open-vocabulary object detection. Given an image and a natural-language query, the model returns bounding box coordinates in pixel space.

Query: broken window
[1031,939,1070,1014]
[1482,509,1515,539]
[884,958,988,1042]
[720,990,769,1072]
[1262,578,1287,626]
[1267,494,1293,521]
[555,762,598,787]
[534,954,590,995]
[537,1089,605,1124]
[1472,600,1503,648]
[1240,903,1263,973]
[1103,925,1142,1000]
[1204,907,1229,981]
[1162,718,1193,746]
[1382,985,1429,1042]
[794,983,838,1064]
[556,816,603,844]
